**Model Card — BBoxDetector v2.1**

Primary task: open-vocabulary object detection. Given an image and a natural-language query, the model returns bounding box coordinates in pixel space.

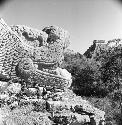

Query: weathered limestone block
[7,83,21,94]
[24,87,38,97]
[0,94,9,101]
[51,111,90,125]
[0,81,9,93]
[71,113,90,125]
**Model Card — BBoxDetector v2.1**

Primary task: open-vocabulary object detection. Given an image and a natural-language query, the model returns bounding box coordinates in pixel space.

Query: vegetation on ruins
[62,39,122,125]
[1,18,122,125]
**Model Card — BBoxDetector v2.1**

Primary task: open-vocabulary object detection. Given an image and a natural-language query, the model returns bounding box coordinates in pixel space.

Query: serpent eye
[47,37,54,44]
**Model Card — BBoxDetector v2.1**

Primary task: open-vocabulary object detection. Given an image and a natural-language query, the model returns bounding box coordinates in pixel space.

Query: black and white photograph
[1,0,122,125]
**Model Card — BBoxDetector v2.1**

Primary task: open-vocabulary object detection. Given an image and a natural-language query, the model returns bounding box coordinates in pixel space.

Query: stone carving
[0,18,71,90]
[0,18,105,125]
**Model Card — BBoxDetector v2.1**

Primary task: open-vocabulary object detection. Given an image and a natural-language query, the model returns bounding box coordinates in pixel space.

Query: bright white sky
[0,0,122,54]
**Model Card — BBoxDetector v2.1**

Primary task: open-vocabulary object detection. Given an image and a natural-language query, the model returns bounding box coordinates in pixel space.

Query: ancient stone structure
[0,18,105,125]
[83,38,122,59]
[0,18,72,90]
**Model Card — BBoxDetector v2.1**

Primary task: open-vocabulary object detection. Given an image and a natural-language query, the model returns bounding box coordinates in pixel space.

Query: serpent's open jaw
[33,62,72,81]
[37,63,58,74]
[34,62,60,75]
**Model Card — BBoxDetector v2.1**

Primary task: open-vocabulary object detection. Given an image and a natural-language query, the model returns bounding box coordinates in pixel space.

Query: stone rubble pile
[0,80,105,125]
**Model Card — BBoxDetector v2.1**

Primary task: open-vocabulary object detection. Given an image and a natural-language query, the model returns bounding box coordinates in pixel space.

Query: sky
[0,0,122,54]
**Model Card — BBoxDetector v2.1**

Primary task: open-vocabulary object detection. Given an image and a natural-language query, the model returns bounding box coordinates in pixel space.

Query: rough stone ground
[0,80,105,125]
